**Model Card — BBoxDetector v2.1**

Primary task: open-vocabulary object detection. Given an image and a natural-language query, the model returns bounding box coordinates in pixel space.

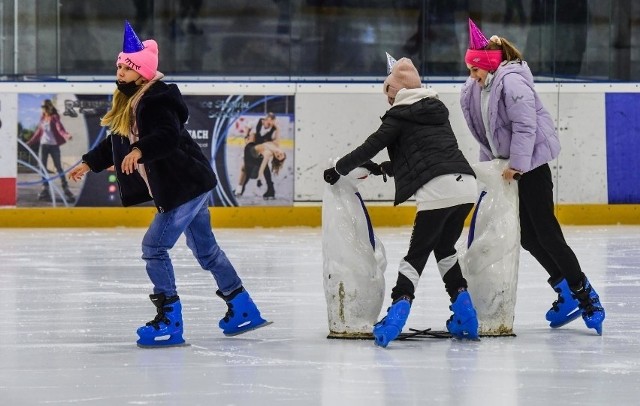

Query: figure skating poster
[183,94,295,207]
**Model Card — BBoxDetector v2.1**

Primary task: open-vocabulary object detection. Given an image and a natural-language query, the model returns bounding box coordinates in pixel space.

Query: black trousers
[518,163,584,288]
[391,203,473,301]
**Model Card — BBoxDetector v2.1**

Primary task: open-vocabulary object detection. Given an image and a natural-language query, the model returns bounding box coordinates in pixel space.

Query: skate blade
[223,320,273,337]
[136,341,190,349]
[447,326,480,341]
[549,310,582,328]
[450,334,481,341]
[448,327,480,340]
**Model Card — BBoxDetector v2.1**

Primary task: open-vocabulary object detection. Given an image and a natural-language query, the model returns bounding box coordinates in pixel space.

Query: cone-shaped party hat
[468,18,489,50]
[117,20,158,80]
[122,20,145,53]
[386,52,397,74]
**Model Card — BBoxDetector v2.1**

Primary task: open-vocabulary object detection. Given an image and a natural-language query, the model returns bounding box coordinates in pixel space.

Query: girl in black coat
[324,55,479,347]
[68,21,269,347]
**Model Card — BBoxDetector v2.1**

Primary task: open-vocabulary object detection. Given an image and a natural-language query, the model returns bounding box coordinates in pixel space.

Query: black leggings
[391,203,473,301]
[518,163,584,288]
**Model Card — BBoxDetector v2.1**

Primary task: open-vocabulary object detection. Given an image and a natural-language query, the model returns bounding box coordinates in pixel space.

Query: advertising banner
[16,93,294,208]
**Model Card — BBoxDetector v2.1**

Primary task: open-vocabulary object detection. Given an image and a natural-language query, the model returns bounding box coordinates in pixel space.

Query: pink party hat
[468,18,489,50]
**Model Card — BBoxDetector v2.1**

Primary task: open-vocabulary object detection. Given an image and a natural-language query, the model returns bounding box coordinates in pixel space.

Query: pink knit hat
[383,54,421,99]
[116,21,158,81]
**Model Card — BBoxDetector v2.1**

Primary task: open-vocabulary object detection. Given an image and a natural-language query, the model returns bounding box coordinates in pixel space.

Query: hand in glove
[380,161,394,177]
[324,167,340,185]
[359,160,384,176]
[359,160,390,182]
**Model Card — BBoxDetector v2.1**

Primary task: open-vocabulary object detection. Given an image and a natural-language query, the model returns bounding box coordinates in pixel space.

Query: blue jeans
[141,191,242,297]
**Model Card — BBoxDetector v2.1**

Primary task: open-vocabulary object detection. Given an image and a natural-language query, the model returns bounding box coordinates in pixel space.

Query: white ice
[1,226,639,405]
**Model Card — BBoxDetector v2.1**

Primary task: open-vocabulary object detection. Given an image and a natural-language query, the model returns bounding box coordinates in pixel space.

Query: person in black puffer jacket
[68,21,269,347]
[324,54,479,347]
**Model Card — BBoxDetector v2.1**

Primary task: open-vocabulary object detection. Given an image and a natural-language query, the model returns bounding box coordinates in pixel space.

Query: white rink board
[0,94,18,177]
[555,87,608,204]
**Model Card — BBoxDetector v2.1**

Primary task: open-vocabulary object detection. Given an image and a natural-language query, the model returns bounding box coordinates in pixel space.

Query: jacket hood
[141,81,189,124]
[493,60,534,86]
[385,88,449,125]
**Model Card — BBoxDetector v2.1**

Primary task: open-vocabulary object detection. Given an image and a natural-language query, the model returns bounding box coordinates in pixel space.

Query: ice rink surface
[1,226,639,405]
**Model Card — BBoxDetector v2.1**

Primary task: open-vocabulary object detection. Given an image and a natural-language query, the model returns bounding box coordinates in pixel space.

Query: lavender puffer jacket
[460,61,560,172]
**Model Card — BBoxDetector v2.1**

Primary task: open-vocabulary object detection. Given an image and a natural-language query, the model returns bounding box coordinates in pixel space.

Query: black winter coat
[335,95,475,206]
[82,81,216,213]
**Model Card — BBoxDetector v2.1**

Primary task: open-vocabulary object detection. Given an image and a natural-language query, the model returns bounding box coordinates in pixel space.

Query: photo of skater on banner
[17,94,117,207]
[183,94,294,207]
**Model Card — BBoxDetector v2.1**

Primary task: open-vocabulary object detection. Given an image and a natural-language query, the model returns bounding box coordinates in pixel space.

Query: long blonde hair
[100,73,162,136]
[100,90,138,136]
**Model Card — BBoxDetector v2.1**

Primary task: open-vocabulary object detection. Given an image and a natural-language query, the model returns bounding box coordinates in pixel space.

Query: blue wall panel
[605,93,640,204]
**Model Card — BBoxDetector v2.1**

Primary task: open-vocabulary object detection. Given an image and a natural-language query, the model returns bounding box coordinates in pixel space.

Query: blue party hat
[122,20,145,53]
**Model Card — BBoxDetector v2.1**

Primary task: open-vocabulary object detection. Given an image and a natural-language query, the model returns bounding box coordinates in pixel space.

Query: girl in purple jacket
[459,19,605,335]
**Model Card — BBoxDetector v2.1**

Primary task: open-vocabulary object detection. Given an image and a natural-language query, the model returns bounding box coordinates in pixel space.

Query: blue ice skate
[137,294,188,348]
[372,297,411,348]
[572,278,605,335]
[218,289,271,336]
[446,290,479,340]
[546,279,581,328]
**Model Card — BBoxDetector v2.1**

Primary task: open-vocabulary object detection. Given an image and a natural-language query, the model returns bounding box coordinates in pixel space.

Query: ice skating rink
[1,226,639,405]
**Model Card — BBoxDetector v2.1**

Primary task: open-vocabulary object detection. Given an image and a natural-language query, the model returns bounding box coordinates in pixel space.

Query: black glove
[324,167,340,185]
[359,160,384,176]
[380,161,394,177]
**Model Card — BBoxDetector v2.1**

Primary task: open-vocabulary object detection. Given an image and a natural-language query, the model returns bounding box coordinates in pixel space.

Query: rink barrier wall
[2,82,640,225]
[0,204,638,227]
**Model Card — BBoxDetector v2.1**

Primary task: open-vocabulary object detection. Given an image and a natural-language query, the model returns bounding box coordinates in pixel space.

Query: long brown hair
[486,36,523,62]
[41,99,58,116]
[271,152,286,175]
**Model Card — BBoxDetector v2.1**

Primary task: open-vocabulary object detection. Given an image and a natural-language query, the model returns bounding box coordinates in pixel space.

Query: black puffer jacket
[82,81,216,213]
[336,91,475,206]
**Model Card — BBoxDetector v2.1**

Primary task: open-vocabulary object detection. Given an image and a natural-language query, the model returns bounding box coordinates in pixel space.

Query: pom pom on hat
[116,21,158,81]
[383,54,421,99]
